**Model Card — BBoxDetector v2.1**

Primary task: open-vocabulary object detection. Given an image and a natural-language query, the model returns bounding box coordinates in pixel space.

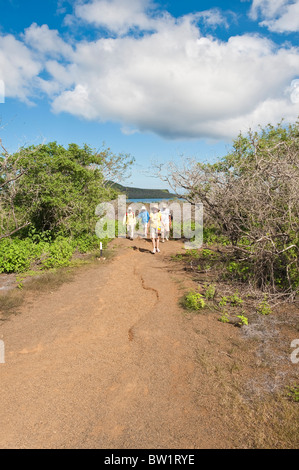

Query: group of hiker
[123,204,171,254]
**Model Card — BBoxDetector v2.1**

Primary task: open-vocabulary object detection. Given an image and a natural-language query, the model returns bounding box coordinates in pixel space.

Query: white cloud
[0,34,42,103]
[0,80,4,103]
[250,0,299,32]
[1,4,299,140]
[250,0,289,20]
[74,0,231,35]
[194,8,231,28]
[50,26,299,139]
[23,23,73,58]
[74,0,157,34]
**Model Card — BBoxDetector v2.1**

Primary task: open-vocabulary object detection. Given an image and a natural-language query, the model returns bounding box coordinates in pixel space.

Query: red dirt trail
[0,237,243,449]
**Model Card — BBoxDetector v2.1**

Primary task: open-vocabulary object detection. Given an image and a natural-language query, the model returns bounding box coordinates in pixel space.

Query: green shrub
[257,295,272,315]
[219,296,229,307]
[72,234,103,253]
[219,292,243,307]
[27,227,53,243]
[226,261,249,281]
[203,226,229,245]
[184,291,206,311]
[41,237,74,269]
[185,249,200,259]
[228,292,243,306]
[201,249,219,259]
[0,238,40,273]
[287,385,299,402]
[236,314,249,326]
[219,311,230,323]
[1,142,129,240]
[204,283,216,300]
[171,253,184,260]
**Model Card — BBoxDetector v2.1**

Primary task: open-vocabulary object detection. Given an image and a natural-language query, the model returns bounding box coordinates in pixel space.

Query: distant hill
[109,182,178,200]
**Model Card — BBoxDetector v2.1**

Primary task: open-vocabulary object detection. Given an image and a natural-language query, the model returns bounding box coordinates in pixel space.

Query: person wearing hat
[123,206,136,240]
[160,203,171,242]
[149,205,162,254]
[137,205,150,238]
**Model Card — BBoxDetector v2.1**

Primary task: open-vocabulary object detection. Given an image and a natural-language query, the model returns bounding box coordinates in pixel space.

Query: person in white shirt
[123,207,136,240]
[149,206,161,254]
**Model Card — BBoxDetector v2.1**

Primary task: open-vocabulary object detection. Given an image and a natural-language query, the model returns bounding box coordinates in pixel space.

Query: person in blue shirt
[137,205,150,238]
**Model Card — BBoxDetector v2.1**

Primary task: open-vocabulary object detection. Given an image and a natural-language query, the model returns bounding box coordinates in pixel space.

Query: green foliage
[171,253,184,260]
[203,226,229,246]
[27,227,53,243]
[0,233,107,273]
[257,295,272,315]
[218,311,230,323]
[72,234,105,253]
[228,292,244,306]
[219,292,243,307]
[236,314,249,327]
[219,296,229,307]
[183,291,206,311]
[185,249,200,259]
[41,237,74,269]
[203,283,216,300]
[0,141,133,274]
[201,249,219,259]
[286,385,299,403]
[1,142,132,239]
[0,238,42,273]
[226,261,249,281]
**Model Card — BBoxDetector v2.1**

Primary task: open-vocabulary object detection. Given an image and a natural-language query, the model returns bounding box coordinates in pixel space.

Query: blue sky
[1,0,299,188]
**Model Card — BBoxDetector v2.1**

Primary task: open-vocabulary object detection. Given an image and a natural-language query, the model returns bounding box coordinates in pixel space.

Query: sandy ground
[0,237,297,449]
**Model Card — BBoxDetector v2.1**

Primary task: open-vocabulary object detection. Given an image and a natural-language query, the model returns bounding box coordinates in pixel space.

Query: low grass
[172,244,299,449]
[0,290,24,319]
[237,393,299,449]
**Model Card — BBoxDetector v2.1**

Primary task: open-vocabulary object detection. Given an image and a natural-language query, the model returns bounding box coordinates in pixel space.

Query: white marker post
[100,242,103,258]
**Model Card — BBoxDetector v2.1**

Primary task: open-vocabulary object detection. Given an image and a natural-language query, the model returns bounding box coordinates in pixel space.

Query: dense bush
[0,141,132,239]
[41,237,74,269]
[0,234,112,273]
[0,140,133,273]
[0,238,44,273]
[72,234,102,253]
[161,120,299,297]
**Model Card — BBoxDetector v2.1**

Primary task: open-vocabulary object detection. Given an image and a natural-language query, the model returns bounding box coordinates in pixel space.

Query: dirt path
[0,237,287,449]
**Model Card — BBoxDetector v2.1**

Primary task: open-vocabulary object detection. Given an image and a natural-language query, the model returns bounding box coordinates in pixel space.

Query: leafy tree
[0,141,133,239]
